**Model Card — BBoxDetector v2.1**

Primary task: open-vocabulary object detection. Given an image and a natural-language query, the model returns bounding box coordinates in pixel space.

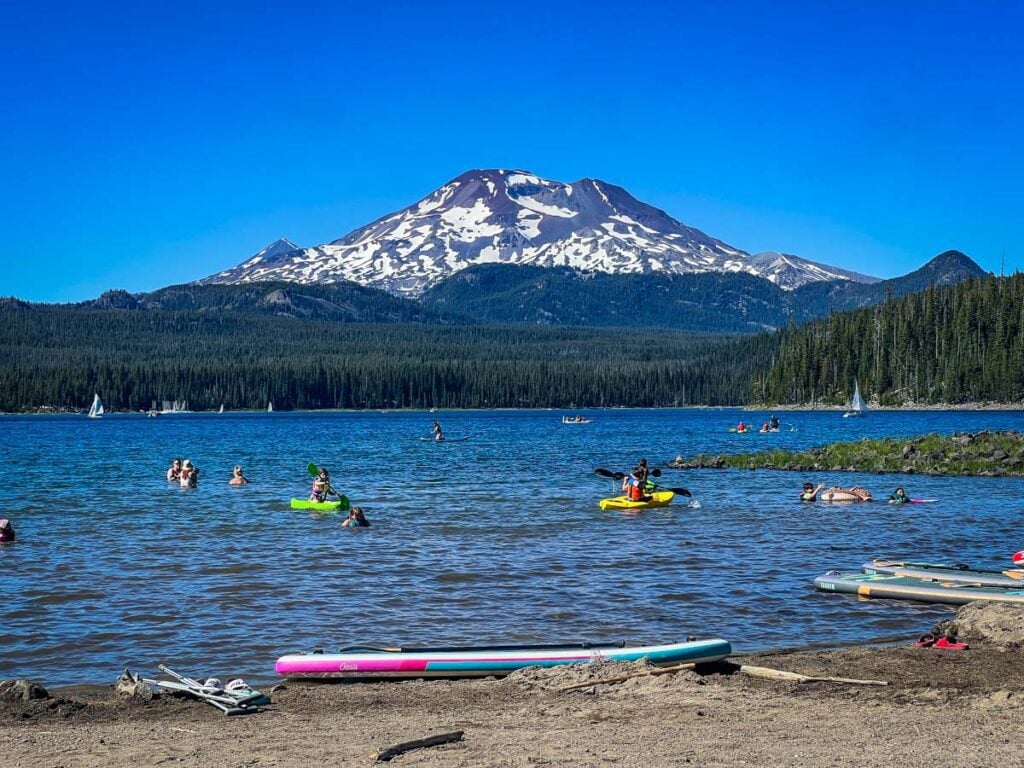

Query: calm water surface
[2,408,1023,686]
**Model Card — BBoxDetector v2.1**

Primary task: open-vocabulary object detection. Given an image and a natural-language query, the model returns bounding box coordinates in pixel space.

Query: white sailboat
[267,401,274,413]
[87,393,104,419]
[219,404,225,414]
[843,381,868,418]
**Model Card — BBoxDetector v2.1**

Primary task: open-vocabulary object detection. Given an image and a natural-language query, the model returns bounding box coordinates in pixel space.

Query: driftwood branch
[738,664,887,686]
[557,662,698,693]
[374,730,465,762]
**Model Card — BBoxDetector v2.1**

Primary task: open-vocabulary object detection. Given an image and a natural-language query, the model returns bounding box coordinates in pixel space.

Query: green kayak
[290,497,350,512]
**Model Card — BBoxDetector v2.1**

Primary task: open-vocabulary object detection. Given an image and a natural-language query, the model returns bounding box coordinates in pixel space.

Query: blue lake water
[2,408,1023,686]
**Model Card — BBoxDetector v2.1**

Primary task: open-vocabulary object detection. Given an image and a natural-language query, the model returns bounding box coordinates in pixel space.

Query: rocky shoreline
[670,430,1024,477]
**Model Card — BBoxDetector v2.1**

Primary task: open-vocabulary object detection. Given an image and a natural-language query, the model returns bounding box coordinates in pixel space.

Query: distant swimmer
[179,459,199,489]
[230,465,250,486]
[888,487,910,505]
[342,506,370,528]
[801,482,824,502]
[0,518,14,543]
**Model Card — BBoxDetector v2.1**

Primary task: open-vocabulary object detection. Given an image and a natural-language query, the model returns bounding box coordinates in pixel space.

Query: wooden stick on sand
[374,730,465,762]
[737,664,887,686]
[557,662,887,693]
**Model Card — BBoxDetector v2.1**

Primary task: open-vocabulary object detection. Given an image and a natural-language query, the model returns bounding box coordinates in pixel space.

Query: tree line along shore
[2,271,1023,412]
[670,431,1024,477]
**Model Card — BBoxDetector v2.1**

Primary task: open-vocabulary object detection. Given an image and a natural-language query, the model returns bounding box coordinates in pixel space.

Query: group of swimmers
[735,415,782,433]
[801,482,912,504]
[166,458,250,487]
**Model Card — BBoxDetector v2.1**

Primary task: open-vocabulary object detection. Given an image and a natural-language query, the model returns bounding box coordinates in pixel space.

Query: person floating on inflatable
[888,487,910,504]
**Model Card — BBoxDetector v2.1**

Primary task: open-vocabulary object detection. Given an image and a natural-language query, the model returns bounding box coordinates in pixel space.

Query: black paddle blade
[663,487,692,497]
[651,467,663,477]
[594,468,616,478]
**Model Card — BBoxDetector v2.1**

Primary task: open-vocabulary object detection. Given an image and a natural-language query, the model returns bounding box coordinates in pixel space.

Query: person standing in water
[166,458,181,482]
[801,482,824,501]
[342,506,370,528]
[230,466,250,486]
[0,519,14,543]
[432,421,444,441]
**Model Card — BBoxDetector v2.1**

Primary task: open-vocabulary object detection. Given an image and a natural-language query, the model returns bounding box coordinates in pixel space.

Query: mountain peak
[199,171,869,295]
[913,250,987,285]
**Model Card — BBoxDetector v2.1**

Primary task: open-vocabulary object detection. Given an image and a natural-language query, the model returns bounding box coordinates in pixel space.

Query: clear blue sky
[2,0,1021,302]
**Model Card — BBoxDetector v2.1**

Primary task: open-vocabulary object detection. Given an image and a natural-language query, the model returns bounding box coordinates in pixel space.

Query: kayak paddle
[594,467,663,479]
[593,468,691,497]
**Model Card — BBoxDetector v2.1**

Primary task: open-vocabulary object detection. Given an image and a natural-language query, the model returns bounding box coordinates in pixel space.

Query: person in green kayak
[888,487,910,504]
[310,467,340,502]
[342,506,370,528]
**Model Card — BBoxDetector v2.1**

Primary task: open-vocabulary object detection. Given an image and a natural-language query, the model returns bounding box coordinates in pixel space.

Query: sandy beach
[4,605,1023,768]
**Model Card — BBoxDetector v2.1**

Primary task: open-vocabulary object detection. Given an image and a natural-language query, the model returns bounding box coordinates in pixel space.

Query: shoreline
[4,402,1024,416]
[5,634,1023,767]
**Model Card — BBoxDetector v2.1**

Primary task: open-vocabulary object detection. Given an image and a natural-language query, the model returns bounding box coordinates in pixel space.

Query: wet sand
[3,641,1023,768]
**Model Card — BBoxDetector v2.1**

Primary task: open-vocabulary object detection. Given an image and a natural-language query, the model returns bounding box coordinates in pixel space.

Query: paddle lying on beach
[593,467,692,497]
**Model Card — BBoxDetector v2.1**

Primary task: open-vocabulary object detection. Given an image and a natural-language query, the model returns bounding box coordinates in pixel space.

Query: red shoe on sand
[914,633,936,648]
[933,636,969,650]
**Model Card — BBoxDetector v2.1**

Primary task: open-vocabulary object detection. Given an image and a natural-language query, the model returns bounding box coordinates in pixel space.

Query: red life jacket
[625,477,644,501]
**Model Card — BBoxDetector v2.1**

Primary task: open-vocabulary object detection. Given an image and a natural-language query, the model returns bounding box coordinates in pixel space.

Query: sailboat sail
[850,382,866,413]
[88,393,104,419]
[268,402,274,413]
[219,404,225,414]
[843,381,867,417]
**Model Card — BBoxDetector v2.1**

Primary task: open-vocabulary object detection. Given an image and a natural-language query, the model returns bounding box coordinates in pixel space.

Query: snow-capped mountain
[200,170,876,295]
[748,252,880,290]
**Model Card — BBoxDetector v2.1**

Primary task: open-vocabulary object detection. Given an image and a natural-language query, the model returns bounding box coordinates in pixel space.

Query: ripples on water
[2,409,1023,685]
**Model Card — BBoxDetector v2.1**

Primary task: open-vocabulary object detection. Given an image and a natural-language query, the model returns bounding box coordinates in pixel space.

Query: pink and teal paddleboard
[275,638,732,679]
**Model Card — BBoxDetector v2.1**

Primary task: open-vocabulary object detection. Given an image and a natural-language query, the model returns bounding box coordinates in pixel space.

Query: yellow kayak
[599,491,675,510]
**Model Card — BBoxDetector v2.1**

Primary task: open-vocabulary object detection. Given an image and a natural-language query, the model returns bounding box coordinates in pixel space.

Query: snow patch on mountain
[200,171,877,295]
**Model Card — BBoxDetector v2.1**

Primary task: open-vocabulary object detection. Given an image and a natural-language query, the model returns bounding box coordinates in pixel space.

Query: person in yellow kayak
[622,459,653,502]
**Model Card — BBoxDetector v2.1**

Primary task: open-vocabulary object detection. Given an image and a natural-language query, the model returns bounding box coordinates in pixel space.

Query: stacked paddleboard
[814,558,1024,605]
[275,637,731,679]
